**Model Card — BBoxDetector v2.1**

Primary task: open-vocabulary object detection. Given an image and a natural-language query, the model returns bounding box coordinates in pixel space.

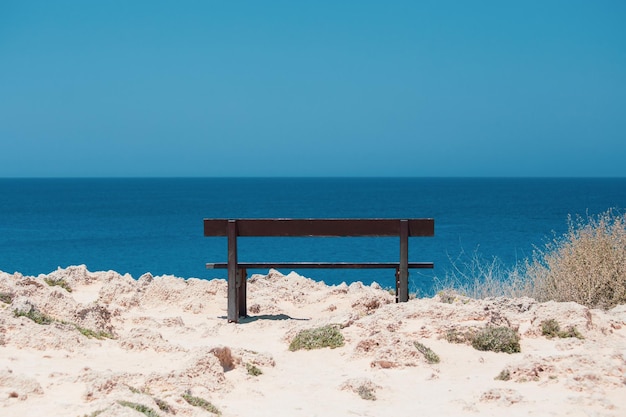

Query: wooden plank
[207,262,434,269]
[204,218,434,237]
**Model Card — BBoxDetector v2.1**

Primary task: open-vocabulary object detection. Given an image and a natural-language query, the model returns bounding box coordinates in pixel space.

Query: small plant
[437,290,457,304]
[14,308,54,325]
[495,369,511,381]
[289,325,345,351]
[414,341,440,364]
[127,385,142,394]
[471,326,520,354]
[558,325,584,339]
[44,277,72,292]
[117,400,160,417]
[154,398,173,413]
[182,393,221,415]
[356,385,376,401]
[443,328,475,345]
[541,319,561,338]
[0,292,14,304]
[76,326,114,340]
[246,362,263,376]
[541,319,584,339]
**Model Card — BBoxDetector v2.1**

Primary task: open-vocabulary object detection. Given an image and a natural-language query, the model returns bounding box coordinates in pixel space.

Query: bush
[471,326,520,354]
[289,325,345,351]
[540,319,584,339]
[44,277,72,292]
[182,393,221,415]
[117,401,160,417]
[246,362,262,376]
[0,292,14,304]
[436,210,626,310]
[414,341,440,364]
[14,308,54,325]
[527,210,626,309]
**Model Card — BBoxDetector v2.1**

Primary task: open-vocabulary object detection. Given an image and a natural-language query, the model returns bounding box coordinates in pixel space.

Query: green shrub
[246,362,263,376]
[289,325,345,351]
[526,210,626,309]
[14,309,54,325]
[494,369,511,381]
[540,319,561,338]
[44,277,72,292]
[357,385,376,401]
[471,326,520,354]
[0,292,14,304]
[443,328,476,345]
[541,319,583,339]
[182,393,220,415]
[117,400,160,417]
[414,341,440,364]
[76,326,114,340]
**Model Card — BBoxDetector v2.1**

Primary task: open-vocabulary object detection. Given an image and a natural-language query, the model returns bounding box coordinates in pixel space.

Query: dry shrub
[210,346,235,371]
[527,210,626,309]
[436,209,626,310]
[434,249,530,299]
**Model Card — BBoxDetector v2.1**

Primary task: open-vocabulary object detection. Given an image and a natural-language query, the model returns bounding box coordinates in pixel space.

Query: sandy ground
[1,265,625,417]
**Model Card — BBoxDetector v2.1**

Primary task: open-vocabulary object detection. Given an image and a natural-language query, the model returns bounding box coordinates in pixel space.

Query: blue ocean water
[1,178,625,295]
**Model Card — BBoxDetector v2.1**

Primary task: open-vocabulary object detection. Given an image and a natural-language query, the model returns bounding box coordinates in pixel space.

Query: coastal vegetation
[0,292,14,304]
[117,400,160,417]
[13,308,114,339]
[288,325,345,351]
[44,277,73,292]
[541,319,584,339]
[443,326,521,354]
[436,209,626,310]
[182,392,221,415]
[414,341,441,364]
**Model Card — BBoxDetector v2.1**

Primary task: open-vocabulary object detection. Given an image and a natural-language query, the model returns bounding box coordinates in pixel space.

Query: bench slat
[206,262,434,269]
[204,218,434,237]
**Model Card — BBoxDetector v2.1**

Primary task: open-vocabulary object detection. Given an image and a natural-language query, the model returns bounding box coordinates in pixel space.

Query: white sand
[1,265,625,416]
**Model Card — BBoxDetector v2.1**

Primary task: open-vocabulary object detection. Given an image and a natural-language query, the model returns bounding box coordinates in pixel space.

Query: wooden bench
[204,218,434,322]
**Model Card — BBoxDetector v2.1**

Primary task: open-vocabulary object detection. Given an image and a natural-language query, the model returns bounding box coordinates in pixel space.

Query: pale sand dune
[1,265,625,416]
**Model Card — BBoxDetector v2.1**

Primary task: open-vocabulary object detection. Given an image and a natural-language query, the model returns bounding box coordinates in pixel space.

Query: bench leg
[238,268,247,318]
[398,219,409,302]
[227,220,239,323]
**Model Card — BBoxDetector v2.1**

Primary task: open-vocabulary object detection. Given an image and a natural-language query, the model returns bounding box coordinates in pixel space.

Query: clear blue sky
[1,1,625,177]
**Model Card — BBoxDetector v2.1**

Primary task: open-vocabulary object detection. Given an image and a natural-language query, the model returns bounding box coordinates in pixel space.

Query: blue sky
[1,1,625,177]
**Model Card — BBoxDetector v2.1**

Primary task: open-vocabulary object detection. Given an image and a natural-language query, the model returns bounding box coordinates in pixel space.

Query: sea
[1,177,625,296]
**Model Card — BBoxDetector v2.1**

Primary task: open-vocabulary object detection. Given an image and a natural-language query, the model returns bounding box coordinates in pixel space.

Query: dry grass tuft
[526,210,626,309]
[210,346,235,371]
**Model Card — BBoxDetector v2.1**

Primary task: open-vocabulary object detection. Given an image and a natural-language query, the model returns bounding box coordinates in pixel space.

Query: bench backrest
[203,218,434,237]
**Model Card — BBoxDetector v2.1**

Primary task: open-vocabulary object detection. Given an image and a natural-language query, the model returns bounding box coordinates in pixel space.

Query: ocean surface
[1,178,625,295]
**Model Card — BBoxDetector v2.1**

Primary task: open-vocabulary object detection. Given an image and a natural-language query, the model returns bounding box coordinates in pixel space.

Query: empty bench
[204,218,434,322]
